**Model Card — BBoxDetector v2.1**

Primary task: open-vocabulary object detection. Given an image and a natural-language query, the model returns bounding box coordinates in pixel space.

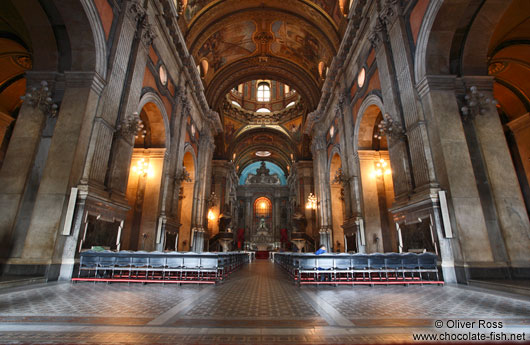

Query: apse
[239,161,287,185]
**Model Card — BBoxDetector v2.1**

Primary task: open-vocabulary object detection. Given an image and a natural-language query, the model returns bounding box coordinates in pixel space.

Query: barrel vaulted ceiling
[178,0,349,173]
[179,0,347,110]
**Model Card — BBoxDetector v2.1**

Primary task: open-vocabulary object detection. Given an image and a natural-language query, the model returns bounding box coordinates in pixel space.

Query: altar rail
[273,252,443,286]
[72,251,249,284]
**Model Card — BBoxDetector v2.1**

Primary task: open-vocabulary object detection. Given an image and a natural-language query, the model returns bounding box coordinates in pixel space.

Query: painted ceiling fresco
[181,0,345,29]
[270,20,330,81]
[182,0,347,174]
[197,21,256,80]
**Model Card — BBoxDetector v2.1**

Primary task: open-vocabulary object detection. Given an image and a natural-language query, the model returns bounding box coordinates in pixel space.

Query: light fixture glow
[306,193,317,210]
[207,209,216,221]
[255,151,271,157]
[133,158,152,177]
[373,158,391,178]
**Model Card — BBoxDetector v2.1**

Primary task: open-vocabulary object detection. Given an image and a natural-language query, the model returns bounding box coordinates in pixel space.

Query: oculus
[357,67,366,88]
[159,64,167,86]
[255,151,271,157]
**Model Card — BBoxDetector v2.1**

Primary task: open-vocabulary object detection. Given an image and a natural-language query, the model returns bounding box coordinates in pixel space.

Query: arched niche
[328,150,344,252]
[355,99,396,253]
[123,98,168,251]
[177,147,197,252]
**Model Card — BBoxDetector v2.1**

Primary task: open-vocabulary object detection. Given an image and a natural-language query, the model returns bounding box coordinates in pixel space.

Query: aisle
[0,260,528,344]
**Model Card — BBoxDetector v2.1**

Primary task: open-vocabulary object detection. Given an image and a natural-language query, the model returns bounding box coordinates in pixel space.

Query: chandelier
[374,113,403,140]
[132,158,153,177]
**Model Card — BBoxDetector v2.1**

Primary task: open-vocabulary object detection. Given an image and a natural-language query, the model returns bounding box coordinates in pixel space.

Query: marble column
[19,72,104,279]
[311,135,332,250]
[0,72,58,268]
[465,77,530,275]
[191,132,215,252]
[417,75,493,283]
[171,91,191,218]
[107,19,156,198]
[382,3,437,193]
[335,93,355,219]
[79,1,145,189]
[370,21,413,200]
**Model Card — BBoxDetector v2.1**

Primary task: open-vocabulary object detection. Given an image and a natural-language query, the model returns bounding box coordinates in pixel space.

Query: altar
[249,217,274,251]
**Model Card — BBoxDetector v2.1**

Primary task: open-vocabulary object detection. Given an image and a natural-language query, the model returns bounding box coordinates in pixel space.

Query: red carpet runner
[256,251,269,259]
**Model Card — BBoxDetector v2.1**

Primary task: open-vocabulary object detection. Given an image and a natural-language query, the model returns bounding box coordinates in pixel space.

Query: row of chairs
[274,252,443,286]
[72,250,249,284]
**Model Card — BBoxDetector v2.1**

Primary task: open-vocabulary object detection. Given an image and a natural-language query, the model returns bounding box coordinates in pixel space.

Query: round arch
[137,92,171,149]
[353,94,385,152]
[182,144,197,180]
[414,0,513,82]
[327,145,343,178]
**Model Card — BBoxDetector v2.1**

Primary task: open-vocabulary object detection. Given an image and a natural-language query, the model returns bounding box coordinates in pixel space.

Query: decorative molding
[20,80,59,118]
[222,98,305,125]
[416,75,457,98]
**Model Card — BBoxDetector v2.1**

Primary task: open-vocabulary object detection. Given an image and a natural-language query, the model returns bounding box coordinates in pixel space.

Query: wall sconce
[132,158,154,178]
[372,158,391,178]
[306,193,317,210]
[207,209,216,221]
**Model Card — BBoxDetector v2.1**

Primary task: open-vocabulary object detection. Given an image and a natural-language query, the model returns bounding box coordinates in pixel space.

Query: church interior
[0,0,529,344]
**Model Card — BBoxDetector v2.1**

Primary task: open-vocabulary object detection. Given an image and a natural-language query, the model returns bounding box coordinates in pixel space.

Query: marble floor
[0,260,529,344]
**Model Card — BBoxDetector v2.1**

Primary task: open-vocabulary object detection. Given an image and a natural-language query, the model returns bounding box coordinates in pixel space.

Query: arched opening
[123,102,167,251]
[0,36,30,169]
[357,104,397,253]
[329,153,345,252]
[177,149,196,251]
[254,197,272,234]
[487,0,530,216]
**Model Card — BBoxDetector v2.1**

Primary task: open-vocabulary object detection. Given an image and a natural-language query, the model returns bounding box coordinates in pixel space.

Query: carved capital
[141,24,157,46]
[379,0,399,26]
[311,135,326,154]
[369,18,386,48]
[127,0,146,25]
[116,111,144,138]
[334,93,347,119]
[199,131,215,149]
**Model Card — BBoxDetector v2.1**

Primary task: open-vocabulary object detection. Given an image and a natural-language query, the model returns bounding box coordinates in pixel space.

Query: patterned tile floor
[0,261,529,344]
